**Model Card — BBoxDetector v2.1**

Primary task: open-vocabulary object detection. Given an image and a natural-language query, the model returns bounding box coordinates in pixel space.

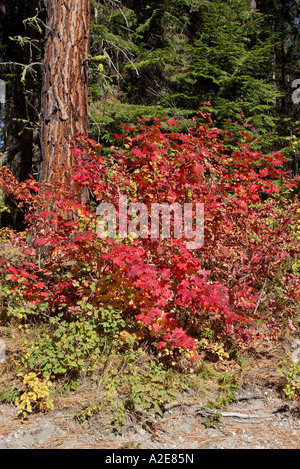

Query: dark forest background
[1,0,300,185]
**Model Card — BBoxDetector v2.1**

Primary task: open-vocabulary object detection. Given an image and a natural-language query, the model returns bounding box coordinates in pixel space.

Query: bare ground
[0,381,299,449]
[1,338,300,450]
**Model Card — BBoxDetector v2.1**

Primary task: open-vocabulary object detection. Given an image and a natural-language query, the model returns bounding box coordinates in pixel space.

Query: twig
[163,399,204,411]
[253,267,270,316]
[232,393,262,402]
[197,406,269,420]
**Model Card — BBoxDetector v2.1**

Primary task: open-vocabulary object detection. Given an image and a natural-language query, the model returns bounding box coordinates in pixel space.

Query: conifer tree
[256,0,300,172]
[39,0,91,183]
[90,0,284,151]
[0,0,43,182]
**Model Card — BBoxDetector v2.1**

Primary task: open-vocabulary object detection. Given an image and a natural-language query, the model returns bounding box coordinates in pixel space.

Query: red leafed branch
[0,114,299,361]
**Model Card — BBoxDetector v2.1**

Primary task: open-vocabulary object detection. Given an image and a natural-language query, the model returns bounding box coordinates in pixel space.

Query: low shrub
[0,112,299,370]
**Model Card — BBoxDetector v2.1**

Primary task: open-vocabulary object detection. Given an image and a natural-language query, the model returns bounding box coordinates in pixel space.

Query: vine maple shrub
[0,112,299,362]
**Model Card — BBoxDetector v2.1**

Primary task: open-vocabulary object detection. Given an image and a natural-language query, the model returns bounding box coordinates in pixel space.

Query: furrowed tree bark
[40,0,91,183]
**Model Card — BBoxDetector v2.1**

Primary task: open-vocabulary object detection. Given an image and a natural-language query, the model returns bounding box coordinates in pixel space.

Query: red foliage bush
[1,112,299,360]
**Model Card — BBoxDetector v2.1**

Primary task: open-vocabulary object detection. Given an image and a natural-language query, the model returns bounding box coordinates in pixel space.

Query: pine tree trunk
[39,0,91,183]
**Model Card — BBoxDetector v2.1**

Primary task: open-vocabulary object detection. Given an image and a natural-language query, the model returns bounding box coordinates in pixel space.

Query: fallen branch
[197,406,269,420]
[164,394,262,411]
[197,401,295,420]
[232,393,262,402]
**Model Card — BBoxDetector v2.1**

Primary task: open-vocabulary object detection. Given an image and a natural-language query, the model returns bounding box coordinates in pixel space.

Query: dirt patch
[1,346,300,449]
[0,385,299,449]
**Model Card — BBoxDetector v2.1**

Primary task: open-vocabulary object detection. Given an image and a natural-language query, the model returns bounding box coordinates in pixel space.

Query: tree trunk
[0,0,5,149]
[39,0,91,183]
[0,1,5,61]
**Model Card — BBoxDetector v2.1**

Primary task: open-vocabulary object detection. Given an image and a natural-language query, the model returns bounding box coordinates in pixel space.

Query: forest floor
[1,335,300,450]
[1,238,300,449]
